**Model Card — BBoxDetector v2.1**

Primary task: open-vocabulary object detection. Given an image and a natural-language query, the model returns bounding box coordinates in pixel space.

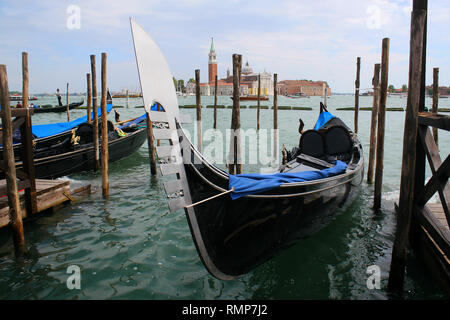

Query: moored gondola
[32,99,84,113]
[2,114,147,179]
[131,19,364,280]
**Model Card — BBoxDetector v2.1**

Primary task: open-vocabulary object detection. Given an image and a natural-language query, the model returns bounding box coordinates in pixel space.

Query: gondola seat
[299,130,326,159]
[323,125,353,162]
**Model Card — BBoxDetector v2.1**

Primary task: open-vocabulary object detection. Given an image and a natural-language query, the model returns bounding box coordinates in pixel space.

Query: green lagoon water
[0,94,448,299]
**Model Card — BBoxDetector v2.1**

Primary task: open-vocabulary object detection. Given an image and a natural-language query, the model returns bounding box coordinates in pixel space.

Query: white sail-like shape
[130,18,179,119]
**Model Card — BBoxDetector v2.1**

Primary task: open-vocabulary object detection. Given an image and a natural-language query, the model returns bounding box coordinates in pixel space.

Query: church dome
[242,61,253,75]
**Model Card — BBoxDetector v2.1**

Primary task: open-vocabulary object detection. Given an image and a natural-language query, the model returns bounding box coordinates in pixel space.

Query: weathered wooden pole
[195,69,202,152]
[126,89,129,108]
[145,111,157,175]
[354,57,361,134]
[213,74,218,129]
[388,0,427,294]
[273,73,278,163]
[432,67,439,146]
[21,52,37,215]
[324,87,328,106]
[87,73,92,123]
[90,55,99,171]
[66,82,70,122]
[0,65,25,255]
[367,63,381,184]
[229,54,242,174]
[373,39,389,210]
[100,53,109,198]
[257,74,261,130]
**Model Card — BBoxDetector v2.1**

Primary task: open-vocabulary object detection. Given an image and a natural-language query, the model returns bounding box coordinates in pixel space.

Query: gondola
[32,100,84,113]
[130,19,364,280]
[9,114,148,179]
[1,92,114,160]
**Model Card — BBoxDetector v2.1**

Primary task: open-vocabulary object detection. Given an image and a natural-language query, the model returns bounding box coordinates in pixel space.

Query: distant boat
[112,93,142,98]
[285,93,309,99]
[32,99,84,113]
[10,95,37,101]
[230,95,269,101]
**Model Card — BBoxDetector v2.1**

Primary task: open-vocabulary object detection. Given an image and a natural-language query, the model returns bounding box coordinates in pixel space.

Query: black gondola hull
[177,126,364,280]
[14,128,147,179]
[33,100,84,113]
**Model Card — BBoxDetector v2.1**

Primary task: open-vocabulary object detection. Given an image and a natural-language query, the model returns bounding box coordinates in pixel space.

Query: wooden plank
[415,204,450,258]
[418,112,450,131]
[419,154,450,206]
[0,108,34,118]
[419,126,450,224]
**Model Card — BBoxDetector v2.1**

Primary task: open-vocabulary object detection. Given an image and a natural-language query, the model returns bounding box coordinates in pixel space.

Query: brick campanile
[208,37,217,83]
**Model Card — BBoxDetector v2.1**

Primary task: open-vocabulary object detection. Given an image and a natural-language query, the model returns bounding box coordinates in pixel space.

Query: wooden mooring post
[257,74,261,130]
[373,39,389,210]
[367,63,381,184]
[432,67,439,146]
[66,82,70,122]
[273,73,278,163]
[100,53,109,198]
[229,54,242,175]
[213,74,218,129]
[195,69,202,152]
[354,57,361,134]
[388,0,427,293]
[145,111,157,175]
[21,52,37,215]
[90,55,100,171]
[87,73,92,123]
[0,65,25,255]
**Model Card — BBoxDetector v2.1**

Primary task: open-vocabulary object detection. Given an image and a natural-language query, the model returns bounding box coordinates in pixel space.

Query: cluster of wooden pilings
[0,53,80,256]
[353,0,449,296]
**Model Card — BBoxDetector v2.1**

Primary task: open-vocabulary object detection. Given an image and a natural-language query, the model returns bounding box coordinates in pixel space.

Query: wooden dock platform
[0,179,72,228]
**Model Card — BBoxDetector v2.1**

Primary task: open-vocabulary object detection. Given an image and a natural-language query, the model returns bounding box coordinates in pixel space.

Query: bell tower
[208,37,217,83]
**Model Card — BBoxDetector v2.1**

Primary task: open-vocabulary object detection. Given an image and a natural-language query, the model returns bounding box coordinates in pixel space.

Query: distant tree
[188,78,195,84]
[401,84,407,92]
[173,77,177,89]
[388,84,395,93]
[178,79,185,93]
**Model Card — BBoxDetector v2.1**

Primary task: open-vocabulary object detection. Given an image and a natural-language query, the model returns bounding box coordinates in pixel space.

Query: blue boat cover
[32,103,113,138]
[228,160,347,200]
[117,114,146,130]
[313,111,336,130]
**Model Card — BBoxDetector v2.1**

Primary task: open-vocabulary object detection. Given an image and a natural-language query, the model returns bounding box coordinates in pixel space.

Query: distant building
[186,39,273,96]
[277,80,331,97]
[186,38,330,97]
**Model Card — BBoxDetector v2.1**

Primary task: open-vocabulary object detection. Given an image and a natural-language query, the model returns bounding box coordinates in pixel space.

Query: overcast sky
[1,0,449,93]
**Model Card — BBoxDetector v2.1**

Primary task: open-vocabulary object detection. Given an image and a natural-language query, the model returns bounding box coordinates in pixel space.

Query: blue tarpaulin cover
[31,103,113,138]
[313,111,336,130]
[228,160,347,200]
[117,114,146,130]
